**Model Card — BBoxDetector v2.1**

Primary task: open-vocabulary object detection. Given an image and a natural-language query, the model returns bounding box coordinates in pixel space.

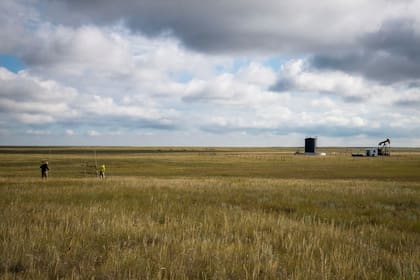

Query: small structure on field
[366,148,378,157]
[352,138,391,157]
[305,137,317,153]
[295,137,326,156]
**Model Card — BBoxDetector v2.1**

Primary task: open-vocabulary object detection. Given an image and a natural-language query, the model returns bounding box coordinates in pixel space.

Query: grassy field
[0,147,419,279]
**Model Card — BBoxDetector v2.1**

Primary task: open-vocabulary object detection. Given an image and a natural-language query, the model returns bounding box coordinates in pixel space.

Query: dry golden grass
[1,176,419,279]
[1,147,420,279]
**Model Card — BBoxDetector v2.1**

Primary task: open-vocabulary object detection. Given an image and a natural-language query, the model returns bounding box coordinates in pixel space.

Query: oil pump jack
[352,138,391,157]
[378,138,390,156]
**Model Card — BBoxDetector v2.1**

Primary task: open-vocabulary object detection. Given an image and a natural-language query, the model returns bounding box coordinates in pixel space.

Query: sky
[1,0,420,147]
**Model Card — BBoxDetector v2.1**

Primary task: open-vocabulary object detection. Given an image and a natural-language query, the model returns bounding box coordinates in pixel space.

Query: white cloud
[65,129,75,136]
[0,0,36,52]
[236,62,277,86]
[0,1,419,146]
[0,67,79,124]
[182,65,280,107]
[26,129,51,135]
[87,130,100,136]
[275,59,420,107]
[40,0,420,54]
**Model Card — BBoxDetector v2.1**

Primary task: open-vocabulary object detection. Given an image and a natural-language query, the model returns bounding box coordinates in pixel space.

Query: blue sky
[1,0,420,146]
[0,54,26,73]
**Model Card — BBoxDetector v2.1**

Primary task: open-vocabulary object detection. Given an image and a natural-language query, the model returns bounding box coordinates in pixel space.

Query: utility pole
[94,150,98,177]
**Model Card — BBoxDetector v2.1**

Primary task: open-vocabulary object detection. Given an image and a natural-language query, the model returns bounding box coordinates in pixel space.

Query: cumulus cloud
[87,130,100,137]
[65,129,75,136]
[272,60,372,100]
[271,59,420,108]
[0,65,180,133]
[0,67,79,124]
[183,75,272,105]
[311,19,420,84]
[0,0,36,53]
[26,129,51,135]
[42,0,419,54]
[0,0,419,146]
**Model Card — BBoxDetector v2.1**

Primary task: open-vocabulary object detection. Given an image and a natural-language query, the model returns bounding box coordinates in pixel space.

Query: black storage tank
[305,137,316,153]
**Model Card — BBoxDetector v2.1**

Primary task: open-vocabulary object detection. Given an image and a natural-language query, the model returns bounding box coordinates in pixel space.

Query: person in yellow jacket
[98,164,106,179]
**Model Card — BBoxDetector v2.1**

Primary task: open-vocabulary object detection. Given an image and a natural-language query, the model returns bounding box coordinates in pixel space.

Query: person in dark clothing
[40,161,49,179]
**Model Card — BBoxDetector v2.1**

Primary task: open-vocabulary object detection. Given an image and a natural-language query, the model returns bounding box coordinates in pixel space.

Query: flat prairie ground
[0,147,419,279]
